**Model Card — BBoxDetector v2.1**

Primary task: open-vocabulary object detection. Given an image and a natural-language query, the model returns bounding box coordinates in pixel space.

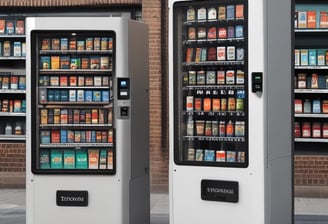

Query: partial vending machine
[169,1,293,224]
[26,17,149,224]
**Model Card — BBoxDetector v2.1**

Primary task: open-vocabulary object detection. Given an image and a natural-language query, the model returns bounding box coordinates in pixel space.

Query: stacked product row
[0,73,25,90]
[295,10,328,29]
[39,148,113,169]
[295,121,328,138]
[0,41,26,57]
[295,49,328,66]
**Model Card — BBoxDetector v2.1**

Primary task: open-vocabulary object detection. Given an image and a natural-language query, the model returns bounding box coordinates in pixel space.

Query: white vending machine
[26,17,149,224]
[169,0,293,224]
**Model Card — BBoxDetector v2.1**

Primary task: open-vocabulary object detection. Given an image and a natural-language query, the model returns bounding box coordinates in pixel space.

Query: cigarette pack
[70,57,81,69]
[102,90,109,102]
[217,47,226,61]
[101,37,108,50]
[40,130,51,144]
[93,37,101,50]
[226,5,235,20]
[107,150,113,169]
[60,130,67,143]
[187,148,195,161]
[298,11,307,28]
[64,150,75,169]
[77,90,84,102]
[99,149,107,169]
[226,151,236,162]
[0,19,5,34]
[93,91,101,102]
[40,56,51,69]
[235,4,244,19]
[300,49,308,66]
[19,76,26,90]
[69,90,76,101]
[204,149,215,161]
[60,38,68,50]
[60,90,68,101]
[5,20,14,34]
[218,6,226,20]
[40,109,48,124]
[195,149,204,161]
[51,150,63,169]
[308,49,317,65]
[51,56,60,69]
[320,11,328,28]
[51,38,60,50]
[51,130,60,143]
[15,19,25,35]
[41,39,51,50]
[10,75,18,89]
[60,56,70,69]
[88,149,99,169]
[3,41,10,57]
[77,40,85,50]
[84,90,93,102]
[76,150,88,169]
[216,150,226,162]
[307,11,317,29]
[90,56,100,69]
[40,150,50,169]
[13,42,21,57]
[86,37,93,50]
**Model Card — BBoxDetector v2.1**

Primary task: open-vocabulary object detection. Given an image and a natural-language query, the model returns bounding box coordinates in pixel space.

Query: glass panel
[173,0,248,167]
[31,30,115,174]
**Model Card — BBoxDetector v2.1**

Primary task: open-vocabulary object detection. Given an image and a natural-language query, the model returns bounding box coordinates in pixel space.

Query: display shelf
[183,136,245,142]
[40,143,113,148]
[295,89,328,93]
[0,134,25,141]
[183,38,245,45]
[0,56,25,60]
[0,112,26,116]
[295,113,328,118]
[295,137,328,143]
[39,69,112,74]
[183,85,244,90]
[183,61,244,66]
[39,50,112,55]
[0,89,26,94]
[40,123,112,128]
[183,111,245,117]
[295,29,328,33]
[294,1,328,153]
[295,65,328,70]
[0,18,26,141]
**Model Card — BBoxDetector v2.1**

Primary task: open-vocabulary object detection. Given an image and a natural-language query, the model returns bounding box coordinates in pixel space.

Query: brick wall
[295,155,328,186]
[142,0,169,193]
[294,155,328,197]
[0,143,25,187]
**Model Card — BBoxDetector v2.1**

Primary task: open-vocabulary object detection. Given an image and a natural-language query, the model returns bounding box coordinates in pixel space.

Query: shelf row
[39,148,113,170]
[40,37,113,51]
[184,148,246,163]
[40,129,114,144]
[40,55,111,70]
[185,46,244,63]
[184,4,245,23]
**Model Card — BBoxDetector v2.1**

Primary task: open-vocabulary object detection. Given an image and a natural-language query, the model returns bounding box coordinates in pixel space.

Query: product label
[56,190,88,207]
[201,180,239,203]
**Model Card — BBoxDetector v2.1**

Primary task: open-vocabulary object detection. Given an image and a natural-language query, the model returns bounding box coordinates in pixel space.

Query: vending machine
[169,0,293,224]
[26,17,149,224]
